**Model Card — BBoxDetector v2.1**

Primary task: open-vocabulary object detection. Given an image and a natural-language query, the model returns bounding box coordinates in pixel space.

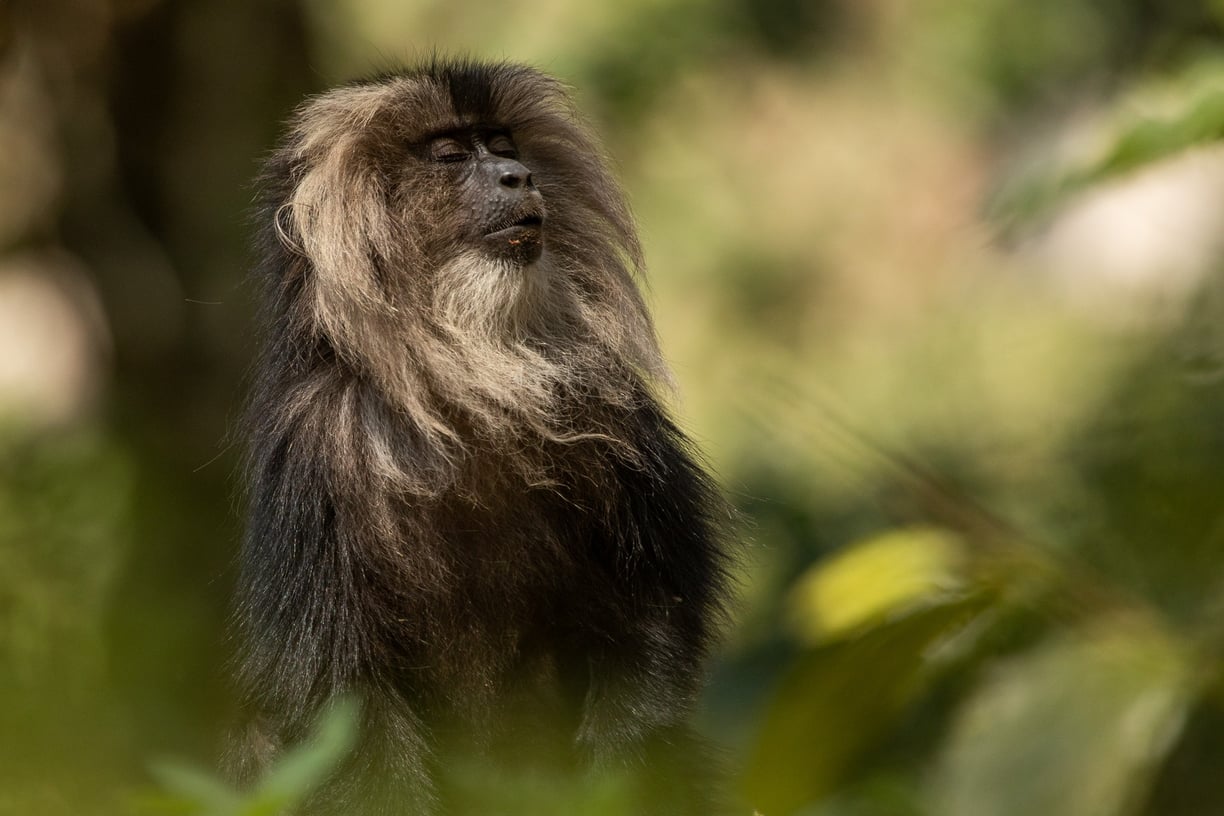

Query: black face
[426,128,546,265]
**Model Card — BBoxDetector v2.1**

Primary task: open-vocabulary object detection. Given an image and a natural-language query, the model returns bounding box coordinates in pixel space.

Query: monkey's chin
[482,225,544,266]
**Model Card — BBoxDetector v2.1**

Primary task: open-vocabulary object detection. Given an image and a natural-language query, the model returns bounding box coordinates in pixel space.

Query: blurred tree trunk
[2,0,316,804]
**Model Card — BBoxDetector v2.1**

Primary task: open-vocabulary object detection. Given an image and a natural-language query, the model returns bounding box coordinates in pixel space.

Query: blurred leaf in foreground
[145,696,360,816]
[744,595,989,815]
[145,763,242,816]
[928,618,1192,816]
[788,526,967,644]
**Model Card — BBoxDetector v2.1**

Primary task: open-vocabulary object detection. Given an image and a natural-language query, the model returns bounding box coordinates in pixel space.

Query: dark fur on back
[232,59,732,815]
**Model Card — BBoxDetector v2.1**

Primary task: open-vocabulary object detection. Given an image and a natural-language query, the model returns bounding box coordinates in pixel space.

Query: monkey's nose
[497,159,533,190]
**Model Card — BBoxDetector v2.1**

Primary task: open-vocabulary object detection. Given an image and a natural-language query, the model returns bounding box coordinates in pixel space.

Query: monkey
[230,58,733,815]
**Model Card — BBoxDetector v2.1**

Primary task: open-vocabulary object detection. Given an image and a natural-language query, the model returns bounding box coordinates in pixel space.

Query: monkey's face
[418,128,546,267]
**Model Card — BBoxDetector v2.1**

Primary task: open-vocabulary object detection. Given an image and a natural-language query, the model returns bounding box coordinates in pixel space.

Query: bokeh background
[6,0,1224,814]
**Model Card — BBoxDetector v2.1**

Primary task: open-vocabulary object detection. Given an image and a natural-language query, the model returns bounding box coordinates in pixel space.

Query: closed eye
[487,134,519,159]
[429,137,470,162]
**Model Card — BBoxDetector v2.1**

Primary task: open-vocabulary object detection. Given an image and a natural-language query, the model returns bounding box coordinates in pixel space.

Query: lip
[484,212,544,239]
[483,212,545,261]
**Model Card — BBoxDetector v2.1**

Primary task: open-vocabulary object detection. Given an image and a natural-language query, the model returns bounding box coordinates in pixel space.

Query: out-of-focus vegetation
[5,1,1224,814]
[143,698,360,816]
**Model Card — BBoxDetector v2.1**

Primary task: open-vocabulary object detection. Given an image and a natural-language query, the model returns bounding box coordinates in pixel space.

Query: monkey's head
[322,67,551,270]
[257,60,670,470]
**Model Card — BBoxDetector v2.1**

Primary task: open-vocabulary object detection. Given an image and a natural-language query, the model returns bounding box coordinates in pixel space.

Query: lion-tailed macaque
[231,59,734,815]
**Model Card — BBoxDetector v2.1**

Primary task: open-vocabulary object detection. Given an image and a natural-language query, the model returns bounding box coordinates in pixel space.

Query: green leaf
[147,761,243,814]
[143,698,360,816]
[929,618,1193,816]
[243,696,361,814]
[788,526,966,643]
[743,597,989,815]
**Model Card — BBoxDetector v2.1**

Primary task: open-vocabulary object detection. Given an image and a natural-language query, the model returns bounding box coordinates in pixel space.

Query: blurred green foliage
[993,57,1224,228]
[140,698,360,816]
[6,0,1224,814]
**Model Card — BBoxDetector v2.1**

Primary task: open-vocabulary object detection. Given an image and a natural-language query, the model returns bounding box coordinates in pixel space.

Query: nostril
[500,170,529,189]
